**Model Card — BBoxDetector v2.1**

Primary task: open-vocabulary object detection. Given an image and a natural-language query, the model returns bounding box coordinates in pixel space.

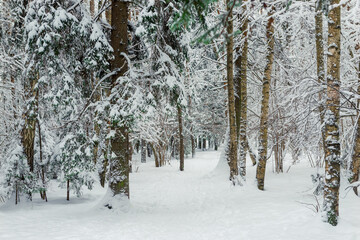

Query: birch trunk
[226,0,239,184]
[235,3,251,180]
[323,0,341,226]
[315,0,326,151]
[256,8,275,190]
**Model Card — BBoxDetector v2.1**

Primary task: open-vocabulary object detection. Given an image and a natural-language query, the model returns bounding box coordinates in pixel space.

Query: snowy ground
[1,149,360,240]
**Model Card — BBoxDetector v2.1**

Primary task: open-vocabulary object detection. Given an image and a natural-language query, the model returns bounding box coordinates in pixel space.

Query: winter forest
[0,0,359,239]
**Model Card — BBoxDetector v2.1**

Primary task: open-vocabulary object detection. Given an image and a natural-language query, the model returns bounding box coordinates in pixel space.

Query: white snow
[0,150,359,240]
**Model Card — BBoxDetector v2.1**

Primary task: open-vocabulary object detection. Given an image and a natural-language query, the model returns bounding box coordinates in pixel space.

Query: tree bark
[315,0,326,152]
[323,0,341,226]
[226,0,239,184]
[21,73,38,201]
[90,0,95,16]
[235,3,250,180]
[191,132,196,158]
[21,77,38,174]
[147,143,152,157]
[106,0,112,24]
[178,105,184,171]
[108,0,130,199]
[245,139,256,165]
[202,138,206,150]
[66,179,70,201]
[38,121,47,201]
[141,139,146,163]
[151,143,160,167]
[188,96,196,158]
[256,8,275,190]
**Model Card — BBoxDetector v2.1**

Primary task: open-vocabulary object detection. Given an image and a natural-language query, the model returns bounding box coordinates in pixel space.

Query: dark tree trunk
[226,0,239,184]
[178,105,184,171]
[22,76,38,200]
[108,0,130,200]
[147,143,152,157]
[191,134,196,158]
[141,139,146,163]
[66,179,70,201]
[38,121,47,201]
[202,138,206,150]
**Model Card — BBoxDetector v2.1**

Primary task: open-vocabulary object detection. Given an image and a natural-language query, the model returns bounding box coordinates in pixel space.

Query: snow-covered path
[1,150,360,240]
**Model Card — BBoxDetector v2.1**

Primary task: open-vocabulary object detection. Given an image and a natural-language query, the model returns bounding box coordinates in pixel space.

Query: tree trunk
[178,105,184,171]
[92,81,101,165]
[21,74,38,200]
[191,133,196,158]
[151,143,160,167]
[202,138,206,150]
[90,0,95,16]
[108,0,130,200]
[38,121,47,201]
[159,143,166,166]
[235,3,249,180]
[66,179,70,201]
[274,135,284,174]
[188,95,196,158]
[106,0,112,24]
[22,78,38,174]
[245,139,257,165]
[147,143,152,157]
[141,139,146,163]
[315,0,326,152]
[226,0,239,184]
[256,8,275,190]
[15,181,18,205]
[323,0,341,226]
[128,137,133,173]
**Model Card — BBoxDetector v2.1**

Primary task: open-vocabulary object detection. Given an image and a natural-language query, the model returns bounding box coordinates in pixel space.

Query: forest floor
[1,149,360,240]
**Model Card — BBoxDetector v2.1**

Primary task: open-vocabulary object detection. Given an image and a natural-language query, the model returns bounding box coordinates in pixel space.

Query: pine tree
[4,0,112,202]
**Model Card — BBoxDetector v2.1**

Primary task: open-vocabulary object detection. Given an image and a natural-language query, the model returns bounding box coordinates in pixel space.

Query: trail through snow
[0,150,359,240]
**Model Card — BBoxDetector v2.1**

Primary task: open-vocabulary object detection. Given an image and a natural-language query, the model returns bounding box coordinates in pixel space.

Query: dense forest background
[0,0,359,228]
